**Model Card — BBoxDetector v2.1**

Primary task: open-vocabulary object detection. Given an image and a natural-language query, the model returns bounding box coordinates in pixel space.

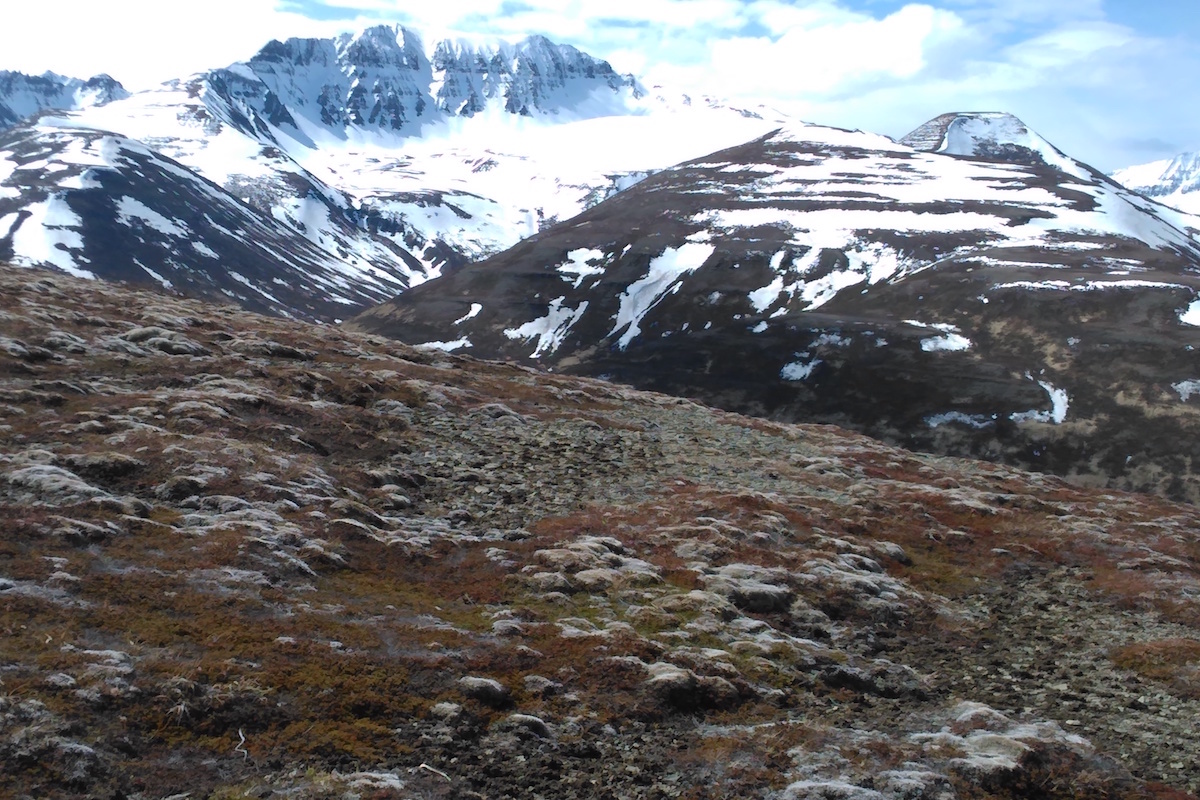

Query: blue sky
[1,0,1197,170]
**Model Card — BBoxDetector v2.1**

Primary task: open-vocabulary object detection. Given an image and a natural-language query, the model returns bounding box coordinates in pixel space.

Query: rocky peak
[337,24,428,71]
[901,111,1090,178]
[0,70,130,129]
[200,25,642,141]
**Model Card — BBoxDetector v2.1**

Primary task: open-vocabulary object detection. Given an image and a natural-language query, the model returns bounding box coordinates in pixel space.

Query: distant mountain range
[0,25,779,320]
[0,70,128,128]
[1112,152,1200,215]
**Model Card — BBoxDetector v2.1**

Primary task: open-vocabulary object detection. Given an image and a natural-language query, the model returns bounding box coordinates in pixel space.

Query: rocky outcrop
[205,25,641,142]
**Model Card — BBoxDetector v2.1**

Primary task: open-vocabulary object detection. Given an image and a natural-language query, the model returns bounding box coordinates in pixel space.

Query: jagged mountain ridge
[0,70,128,130]
[350,113,1200,502]
[219,25,641,146]
[1113,151,1200,215]
[0,25,780,320]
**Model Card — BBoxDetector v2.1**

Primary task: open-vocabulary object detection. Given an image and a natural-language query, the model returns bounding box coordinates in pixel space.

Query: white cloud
[0,0,338,88]
[662,4,966,98]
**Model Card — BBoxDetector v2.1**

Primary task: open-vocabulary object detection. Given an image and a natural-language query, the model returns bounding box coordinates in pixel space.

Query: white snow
[415,337,472,352]
[780,357,822,381]
[453,303,483,325]
[610,243,715,349]
[116,197,189,238]
[8,195,94,278]
[937,113,1092,181]
[1173,380,1200,401]
[0,153,18,199]
[921,332,972,352]
[926,411,995,429]
[812,332,851,347]
[992,279,1188,293]
[504,297,589,358]
[556,248,607,289]
[1181,299,1200,327]
[905,321,973,352]
[191,241,219,258]
[138,263,174,288]
[748,274,786,313]
[1011,379,1069,424]
[750,321,769,333]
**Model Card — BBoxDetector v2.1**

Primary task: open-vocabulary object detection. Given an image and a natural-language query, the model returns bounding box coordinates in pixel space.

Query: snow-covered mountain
[351,112,1200,502]
[0,26,782,319]
[1112,151,1200,215]
[0,70,128,129]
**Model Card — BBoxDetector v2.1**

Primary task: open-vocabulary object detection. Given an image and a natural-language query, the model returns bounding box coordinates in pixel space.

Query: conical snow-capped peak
[900,111,1091,179]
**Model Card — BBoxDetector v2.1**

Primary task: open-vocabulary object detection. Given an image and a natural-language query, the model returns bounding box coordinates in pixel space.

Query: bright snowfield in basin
[286,99,785,255]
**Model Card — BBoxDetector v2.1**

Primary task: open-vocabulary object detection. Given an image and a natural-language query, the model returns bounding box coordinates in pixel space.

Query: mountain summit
[207,24,642,147]
[1112,151,1200,215]
[899,111,1091,178]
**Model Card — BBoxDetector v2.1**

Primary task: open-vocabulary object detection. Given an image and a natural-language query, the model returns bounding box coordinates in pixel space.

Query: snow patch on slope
[557,248,607,289]
[505,297,589,358]
[117,197,189,238]
[8,195,93,278]
[1011,379,1069,424]
[1181,299,1200,327]
[611,243,715,349]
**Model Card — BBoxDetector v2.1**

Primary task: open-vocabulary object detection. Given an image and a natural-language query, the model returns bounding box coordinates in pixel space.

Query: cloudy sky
[1,0,1196,170]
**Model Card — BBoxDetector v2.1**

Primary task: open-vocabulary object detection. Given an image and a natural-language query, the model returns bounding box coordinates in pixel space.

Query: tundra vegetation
[0,264,1198,799]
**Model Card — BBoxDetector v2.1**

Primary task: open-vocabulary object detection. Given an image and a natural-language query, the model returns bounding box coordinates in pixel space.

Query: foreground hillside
[1,263,1199,799]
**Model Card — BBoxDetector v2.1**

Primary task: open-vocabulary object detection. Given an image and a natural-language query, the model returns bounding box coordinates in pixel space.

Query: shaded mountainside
[0,121,421,321]
[2,263,1200,799]
[351,116,1200,503]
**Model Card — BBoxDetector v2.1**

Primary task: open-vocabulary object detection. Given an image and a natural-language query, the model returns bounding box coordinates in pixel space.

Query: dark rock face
[350,118,1200,502]
[0,123,419,320]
